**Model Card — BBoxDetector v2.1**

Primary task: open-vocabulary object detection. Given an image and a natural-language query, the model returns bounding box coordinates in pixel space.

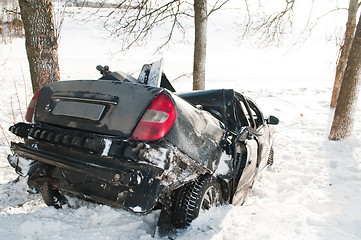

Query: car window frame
[245,97,265,130]
[234,93,256,129]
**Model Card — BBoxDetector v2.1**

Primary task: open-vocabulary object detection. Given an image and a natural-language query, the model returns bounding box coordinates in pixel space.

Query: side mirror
[267,115,279,125]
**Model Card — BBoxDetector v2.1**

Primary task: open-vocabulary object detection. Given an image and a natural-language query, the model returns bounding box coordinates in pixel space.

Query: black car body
[8,60,278,229]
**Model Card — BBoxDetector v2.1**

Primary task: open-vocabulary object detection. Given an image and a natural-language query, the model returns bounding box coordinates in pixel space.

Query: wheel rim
[200,186,221,211]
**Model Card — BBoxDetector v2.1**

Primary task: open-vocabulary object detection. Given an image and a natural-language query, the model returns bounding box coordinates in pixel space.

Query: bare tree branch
[241,0,296,46]
[53,0,71,42]
[99,0,192,51]
[208,0,230,17]
[74,0,227,51]
[3,8,21,16]
[241,0,352,47]
[301,7,348,41]
[157,1,183,50]
[242,0,252,38]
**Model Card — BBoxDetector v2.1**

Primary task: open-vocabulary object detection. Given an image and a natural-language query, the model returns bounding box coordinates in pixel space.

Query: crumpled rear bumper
[8,122,210,213]
[10,141,165,213]
[9,139,208,214]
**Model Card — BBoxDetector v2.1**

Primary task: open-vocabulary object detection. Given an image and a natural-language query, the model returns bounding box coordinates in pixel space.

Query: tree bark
[330,0,358,108]
[329,12,361,140]
[193,0,207,90]
[19,0,60,94]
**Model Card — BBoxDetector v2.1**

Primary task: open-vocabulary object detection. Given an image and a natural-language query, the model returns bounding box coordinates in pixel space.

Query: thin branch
[302,7,348,40]
[10,97,17,124]
[157,2,182,50]
[20,67,28,107]
[103,0,186,51]
[13,81,24,123]
[241,0,295,46]
[3,8,21,16]
[208,0,230,17]
[172,72,192,82]
[0,124,10,146]
[53,0,75,44]
[106,0,128,17]
[80,0,228,51]
[242,0,252,38]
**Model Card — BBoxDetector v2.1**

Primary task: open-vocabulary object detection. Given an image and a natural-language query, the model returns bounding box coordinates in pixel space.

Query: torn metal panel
[138,59,163,87]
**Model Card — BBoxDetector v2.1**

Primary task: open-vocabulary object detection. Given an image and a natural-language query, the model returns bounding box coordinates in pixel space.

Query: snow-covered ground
[1,2,361,239]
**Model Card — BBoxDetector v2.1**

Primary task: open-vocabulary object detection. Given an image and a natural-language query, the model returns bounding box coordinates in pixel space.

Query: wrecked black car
[8,59,278,229]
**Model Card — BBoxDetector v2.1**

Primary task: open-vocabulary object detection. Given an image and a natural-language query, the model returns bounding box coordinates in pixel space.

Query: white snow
[101,139,112,156]
[214,152,232,176]
[1,1,361,239]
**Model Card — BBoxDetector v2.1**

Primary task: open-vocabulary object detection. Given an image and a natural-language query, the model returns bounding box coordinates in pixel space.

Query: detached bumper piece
[10,141,164,213]
[9,123,109,155]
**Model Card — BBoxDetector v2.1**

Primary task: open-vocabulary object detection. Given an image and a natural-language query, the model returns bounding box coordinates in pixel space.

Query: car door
[245,97,271,170]
[231,94,259,203]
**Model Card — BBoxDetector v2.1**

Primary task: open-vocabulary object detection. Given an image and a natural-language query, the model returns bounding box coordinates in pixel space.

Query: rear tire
[41,182,67,209]
[171,175,223,228]
[267,147,274,165]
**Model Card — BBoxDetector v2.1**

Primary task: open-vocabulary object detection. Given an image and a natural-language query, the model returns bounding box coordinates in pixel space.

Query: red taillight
[25,89,42,123]
[130,92,177,141]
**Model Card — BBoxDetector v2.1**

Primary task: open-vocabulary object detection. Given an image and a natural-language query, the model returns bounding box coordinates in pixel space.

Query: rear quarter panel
[165,94,226,172]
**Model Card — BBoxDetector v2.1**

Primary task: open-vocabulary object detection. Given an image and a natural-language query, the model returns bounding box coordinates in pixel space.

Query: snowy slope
[1,3,361,240]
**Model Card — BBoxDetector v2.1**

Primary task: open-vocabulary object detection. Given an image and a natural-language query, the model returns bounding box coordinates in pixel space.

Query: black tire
[41,182,67,209]
[267,147,274,165]
[171,175,223,228]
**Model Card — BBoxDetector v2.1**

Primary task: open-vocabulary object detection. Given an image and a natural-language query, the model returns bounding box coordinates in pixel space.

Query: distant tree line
[0,0,23,43]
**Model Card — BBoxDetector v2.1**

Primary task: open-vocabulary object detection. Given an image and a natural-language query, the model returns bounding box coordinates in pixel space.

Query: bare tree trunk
[19,0,60,94]
[193,0,207,90]
[329,12,361,140]
[330,0,358,108]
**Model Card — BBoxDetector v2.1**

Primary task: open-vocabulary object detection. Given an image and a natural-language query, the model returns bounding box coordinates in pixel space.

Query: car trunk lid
[35,80,162,138]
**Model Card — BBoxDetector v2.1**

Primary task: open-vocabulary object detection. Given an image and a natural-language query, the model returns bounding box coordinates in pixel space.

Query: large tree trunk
[330,0,358,108]
[193,0,207,90]
[19,0,60,94]
[329,12,361,140]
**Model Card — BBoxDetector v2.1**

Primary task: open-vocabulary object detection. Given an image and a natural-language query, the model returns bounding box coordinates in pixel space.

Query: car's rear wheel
[41,182,67,209]
[267,147,274,165]
[171,174,223,228]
